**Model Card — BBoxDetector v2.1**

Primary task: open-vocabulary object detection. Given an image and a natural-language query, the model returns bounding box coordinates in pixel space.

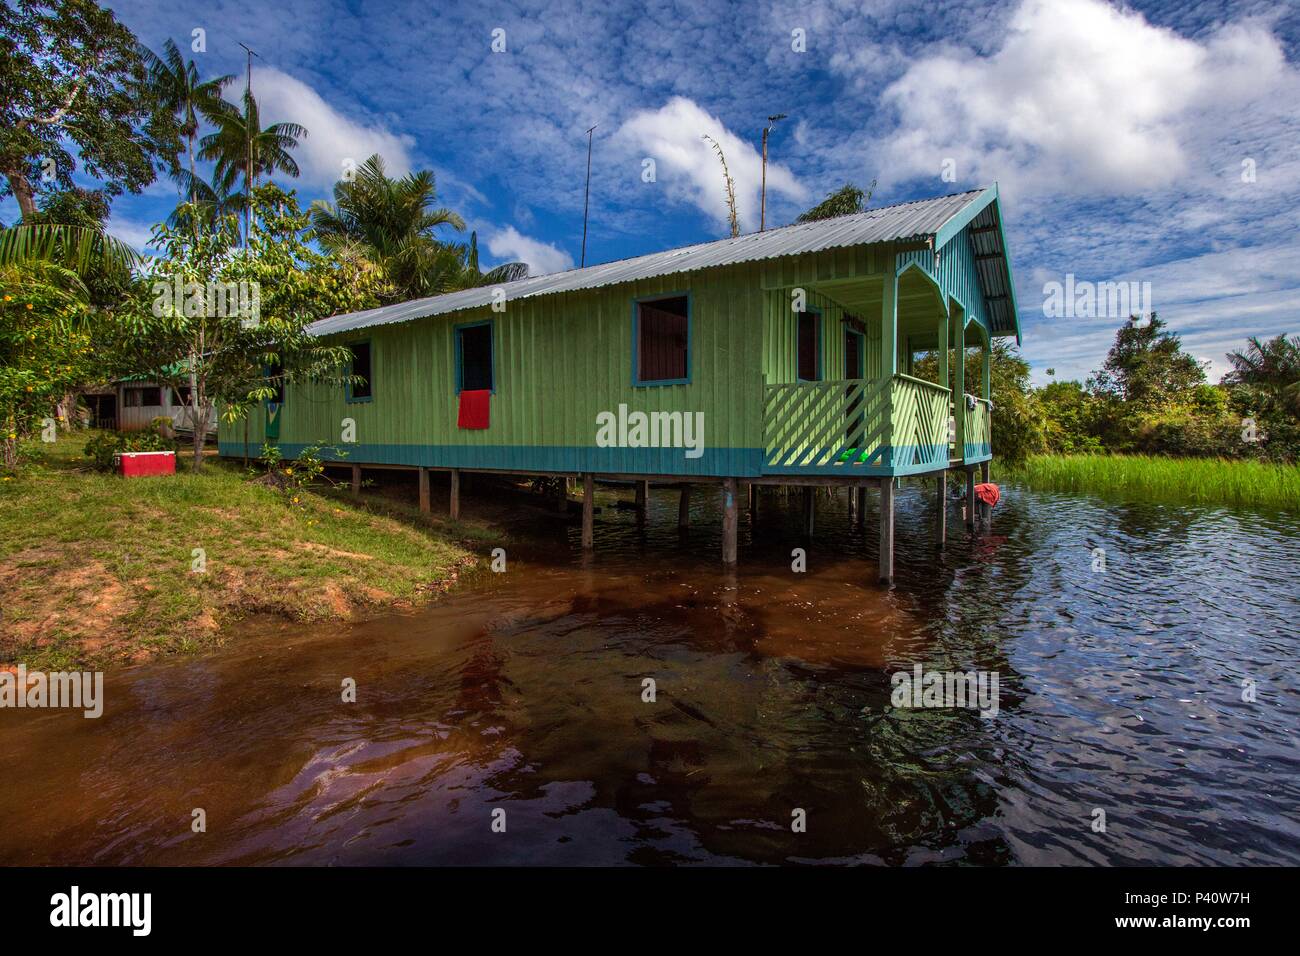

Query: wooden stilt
[450,468,461,520]
[979,460,992,528]
[879,476,895,584]
[966,468,976,530]
[418,466,430,514]
[748,483,758,524]
[351,464,361,497]
[802,486,815,536]
[856,486,867,529]
[581,473,594,550]
[935,472,947,547]
[678,484,690,529]
[721,477,738,565]
[635,480,648,527]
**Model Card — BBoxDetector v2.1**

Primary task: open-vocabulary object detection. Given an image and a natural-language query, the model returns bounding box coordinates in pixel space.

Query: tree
[141,38,234,217]
[796,181,875,223]
[310,154,527,301]
[0,260,97,468]
[198,89,305,240]
[1222,334,1300,462]
[1088,314,1206,406]
[0,0,180,218]
[110,185,383,471]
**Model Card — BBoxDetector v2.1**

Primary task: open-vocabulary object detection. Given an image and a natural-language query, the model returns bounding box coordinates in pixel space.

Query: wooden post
[748,483,758,524]
[678,484,690,529]
[721,477,738,565]
[935,471,947,547]
[418,466,431,514]
[581,473,594,550]
[450,468,461,520]
[878,476,894,584]
[350,464,361,497]
[965,468,976,530]
[856,486,867,529]
[979,460,991,528]
[635,479,648,527]
[802,486,815,536]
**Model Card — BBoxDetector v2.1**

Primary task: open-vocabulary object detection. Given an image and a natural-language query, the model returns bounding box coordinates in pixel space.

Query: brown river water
[1,481,1297,865]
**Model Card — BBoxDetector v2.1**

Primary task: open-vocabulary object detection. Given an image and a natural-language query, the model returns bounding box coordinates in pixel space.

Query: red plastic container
[115,450,176,478]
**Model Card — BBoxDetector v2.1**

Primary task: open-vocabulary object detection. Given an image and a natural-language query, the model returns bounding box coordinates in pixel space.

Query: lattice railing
[963,394,992,460]
[762,375,950,472]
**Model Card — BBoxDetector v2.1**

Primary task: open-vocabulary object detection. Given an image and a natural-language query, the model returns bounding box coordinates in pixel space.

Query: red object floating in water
[116,450,176,477]
[975,482,1000,507]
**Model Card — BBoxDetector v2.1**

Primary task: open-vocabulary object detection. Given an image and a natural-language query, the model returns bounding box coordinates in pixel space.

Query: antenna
[760,113,787,232]
[581,124,597,268]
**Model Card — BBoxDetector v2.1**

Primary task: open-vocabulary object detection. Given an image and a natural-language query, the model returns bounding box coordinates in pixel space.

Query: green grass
[0,433,498,670]
[1005,453,1300,510]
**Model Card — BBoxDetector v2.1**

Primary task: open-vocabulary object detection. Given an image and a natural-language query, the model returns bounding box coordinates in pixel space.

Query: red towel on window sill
[458,389,490,429]
[974,482,1000,508]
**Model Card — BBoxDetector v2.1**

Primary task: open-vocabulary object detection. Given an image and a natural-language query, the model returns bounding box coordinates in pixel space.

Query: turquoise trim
[219,441,959,477]
[454,319,496,394]
[632,291,692,386]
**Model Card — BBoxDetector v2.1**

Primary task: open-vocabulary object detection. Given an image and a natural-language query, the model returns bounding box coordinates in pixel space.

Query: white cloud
[485,225,574,276]
[106,215,160,255]
[614,96,808,233]
[254,68,417,190]
[875,0,1294,199]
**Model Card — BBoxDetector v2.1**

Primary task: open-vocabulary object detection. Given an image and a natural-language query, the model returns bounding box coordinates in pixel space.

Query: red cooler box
[115,450,177,477]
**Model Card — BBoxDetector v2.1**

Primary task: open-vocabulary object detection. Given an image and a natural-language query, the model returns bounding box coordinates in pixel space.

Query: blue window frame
[797,308,823,381]
[632,292,691,386]
[345,339,373,403]
[454,319,495,393]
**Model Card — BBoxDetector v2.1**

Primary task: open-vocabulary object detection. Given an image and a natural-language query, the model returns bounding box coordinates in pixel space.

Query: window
[347,341,372,401]
[455,322,494,392]
[174,385,193,407]
[635,294,689,385]
[124,386,162,407]
[797,311,821,381]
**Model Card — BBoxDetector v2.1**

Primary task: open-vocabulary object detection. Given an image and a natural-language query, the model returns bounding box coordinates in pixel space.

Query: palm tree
[311,154,500,301]
[142,39,234,215]
[458,231,529,287]
[199,89,306,240]
[0,222,139,274]
[1224,335,1300,414]
[167,170,247,233]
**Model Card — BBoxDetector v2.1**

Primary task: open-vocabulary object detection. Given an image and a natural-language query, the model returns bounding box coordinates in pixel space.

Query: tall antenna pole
[760,113,786,232]
[238,43,259,247]
[581,124,597,268]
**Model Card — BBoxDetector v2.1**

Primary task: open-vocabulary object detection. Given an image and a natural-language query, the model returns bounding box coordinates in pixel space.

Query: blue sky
[11,0,1299,383]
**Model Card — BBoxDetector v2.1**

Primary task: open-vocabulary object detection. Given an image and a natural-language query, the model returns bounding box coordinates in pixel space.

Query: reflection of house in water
[83,378,217,437]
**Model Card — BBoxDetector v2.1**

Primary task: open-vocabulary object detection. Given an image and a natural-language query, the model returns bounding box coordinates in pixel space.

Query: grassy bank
[1005,453,1300,509]
[0,433,497,671]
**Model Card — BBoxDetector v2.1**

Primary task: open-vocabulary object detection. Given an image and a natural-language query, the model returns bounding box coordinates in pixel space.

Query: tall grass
[1006,454,1300,510]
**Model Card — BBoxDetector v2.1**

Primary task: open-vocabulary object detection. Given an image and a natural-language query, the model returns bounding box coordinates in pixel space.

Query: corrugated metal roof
[310,188,988,336]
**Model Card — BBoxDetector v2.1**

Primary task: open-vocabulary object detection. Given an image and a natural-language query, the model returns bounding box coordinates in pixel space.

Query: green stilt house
[219,185,1020,581]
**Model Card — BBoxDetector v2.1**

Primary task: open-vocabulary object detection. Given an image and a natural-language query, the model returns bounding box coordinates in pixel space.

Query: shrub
[83,425,177,471]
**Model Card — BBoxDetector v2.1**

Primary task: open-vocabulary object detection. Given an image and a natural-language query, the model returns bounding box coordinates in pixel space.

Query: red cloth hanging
[457,389,490,429]
[974,482,1000,507]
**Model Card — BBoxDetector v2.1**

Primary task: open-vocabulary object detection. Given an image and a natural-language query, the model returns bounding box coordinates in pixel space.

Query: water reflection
[0,481,1296,865]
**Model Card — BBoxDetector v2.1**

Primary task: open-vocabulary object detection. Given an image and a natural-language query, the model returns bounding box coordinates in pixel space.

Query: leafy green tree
[795,180,875,223]
[1222,334,1300,462]
[109,185,382,470]
[310,154,525,301]
[0,260,97,468]
[0,0,180,219]
[1037,379,1102,454]
[198,89,305,240]
[1087,314,1206,406]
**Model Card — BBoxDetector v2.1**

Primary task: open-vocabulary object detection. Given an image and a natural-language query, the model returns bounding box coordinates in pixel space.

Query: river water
[2,481,1296,865]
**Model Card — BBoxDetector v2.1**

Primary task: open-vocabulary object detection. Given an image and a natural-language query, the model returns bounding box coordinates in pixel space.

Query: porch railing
[963,394,992,461]
[762,374,950,474]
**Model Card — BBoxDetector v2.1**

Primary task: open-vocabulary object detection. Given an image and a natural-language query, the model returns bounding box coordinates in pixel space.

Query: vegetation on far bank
[0,434,496,672]
[1004,453,1300,510]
